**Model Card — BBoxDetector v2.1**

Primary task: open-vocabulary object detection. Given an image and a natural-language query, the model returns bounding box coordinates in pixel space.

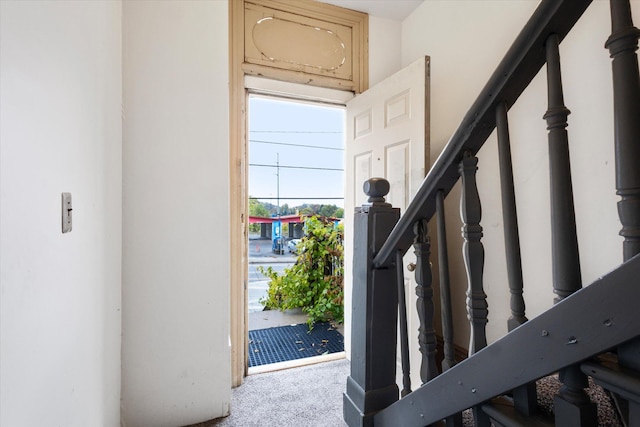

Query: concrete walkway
[248,236,298,327]
[248,308,308,330]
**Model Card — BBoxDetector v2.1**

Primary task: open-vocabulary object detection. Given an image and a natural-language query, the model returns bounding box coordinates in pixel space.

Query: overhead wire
[249,139,343,151]
[249,197,344,200]
[249,163,343,172]
[250,130,342,134]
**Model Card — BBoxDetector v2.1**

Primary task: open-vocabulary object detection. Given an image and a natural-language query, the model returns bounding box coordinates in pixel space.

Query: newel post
[344,178,401,427]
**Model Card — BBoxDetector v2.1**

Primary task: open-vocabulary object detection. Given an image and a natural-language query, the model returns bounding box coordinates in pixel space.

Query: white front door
[344,56,430,389]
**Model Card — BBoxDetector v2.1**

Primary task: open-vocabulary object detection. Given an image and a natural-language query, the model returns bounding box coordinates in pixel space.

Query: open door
[344,56,430,389]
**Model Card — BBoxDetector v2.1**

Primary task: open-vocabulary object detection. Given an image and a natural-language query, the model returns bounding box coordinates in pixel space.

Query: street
[248,237,296,313]
[248,263,293,312]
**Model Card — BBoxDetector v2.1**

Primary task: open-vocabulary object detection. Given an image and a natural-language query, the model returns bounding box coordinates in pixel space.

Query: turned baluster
[544,33,597,426]
[496,102,537,415]
[459,151,488,355]
[607,3,640,424]
[545,34,583,304]
[436,190,463,427]
[607,0,640,264]
[459,151,490,427]
[413,219,438,384]
[396,250,412,397]
[436,190,456,371]
[495,102,527,330]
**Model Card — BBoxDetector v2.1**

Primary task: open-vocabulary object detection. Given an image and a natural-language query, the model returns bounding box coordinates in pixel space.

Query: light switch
[62,192,72,233]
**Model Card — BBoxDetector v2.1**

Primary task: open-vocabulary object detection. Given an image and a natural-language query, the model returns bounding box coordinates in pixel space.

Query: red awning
[248,215,304,224]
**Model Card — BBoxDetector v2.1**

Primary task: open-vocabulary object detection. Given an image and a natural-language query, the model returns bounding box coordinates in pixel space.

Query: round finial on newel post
[363,178,390,205]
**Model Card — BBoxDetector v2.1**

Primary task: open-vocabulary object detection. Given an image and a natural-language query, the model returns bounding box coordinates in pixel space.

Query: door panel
[353,152,372,208]
[385,90,411,126]
[386,141,410,209]
[344,56,430,390]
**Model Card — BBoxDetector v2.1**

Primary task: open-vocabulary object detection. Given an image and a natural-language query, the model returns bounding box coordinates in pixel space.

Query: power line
[249,163,343,172]
[250,130,342,134]
[250,139,343,151]
[250,197,344,200]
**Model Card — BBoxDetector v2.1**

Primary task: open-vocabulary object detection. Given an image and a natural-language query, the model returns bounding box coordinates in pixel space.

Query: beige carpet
[194,359,349,427]
[188,359,622,427]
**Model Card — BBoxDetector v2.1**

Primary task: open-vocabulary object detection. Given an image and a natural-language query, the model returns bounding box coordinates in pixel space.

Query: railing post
[396,251,412,397]
[496,102,538,415]
[544,33,597,426]
[459,151,488,355]
[436,190,456,372]
[413,219,439,384]
[495,102,528,331]
[544,33,583,304]
[607,0,640,264]
[607,2,640,424]
[344,178,401,427]
[459,151,490,427]
[436,190,464,427]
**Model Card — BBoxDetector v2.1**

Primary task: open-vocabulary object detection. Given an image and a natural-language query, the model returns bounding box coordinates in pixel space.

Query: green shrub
[259,216,344,326]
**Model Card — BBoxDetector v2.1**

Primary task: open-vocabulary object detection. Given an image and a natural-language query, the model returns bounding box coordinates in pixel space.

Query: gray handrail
[372,0,592,268]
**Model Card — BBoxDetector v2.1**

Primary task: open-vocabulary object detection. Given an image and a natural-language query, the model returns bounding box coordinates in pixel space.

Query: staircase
[343,1,640,426]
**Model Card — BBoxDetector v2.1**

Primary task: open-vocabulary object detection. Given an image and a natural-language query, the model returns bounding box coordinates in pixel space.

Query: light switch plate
[62,192,72,233]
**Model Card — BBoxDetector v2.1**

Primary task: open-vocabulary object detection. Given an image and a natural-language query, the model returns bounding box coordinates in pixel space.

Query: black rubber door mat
[248,322,344,367]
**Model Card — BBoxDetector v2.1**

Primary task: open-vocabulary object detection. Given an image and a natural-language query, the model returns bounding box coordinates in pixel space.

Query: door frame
[229,0,366,386]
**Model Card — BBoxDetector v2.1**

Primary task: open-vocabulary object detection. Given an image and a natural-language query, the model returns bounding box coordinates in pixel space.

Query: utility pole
[276,153,283,254]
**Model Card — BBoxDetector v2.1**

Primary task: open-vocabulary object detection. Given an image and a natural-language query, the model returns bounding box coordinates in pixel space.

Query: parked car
[287,238,301,254]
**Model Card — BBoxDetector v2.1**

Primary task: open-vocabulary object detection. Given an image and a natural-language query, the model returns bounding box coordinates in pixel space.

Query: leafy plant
[259,216,344,326]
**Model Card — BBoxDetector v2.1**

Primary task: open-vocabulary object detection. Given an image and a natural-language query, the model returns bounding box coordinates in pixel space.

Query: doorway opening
[247,94,346,373]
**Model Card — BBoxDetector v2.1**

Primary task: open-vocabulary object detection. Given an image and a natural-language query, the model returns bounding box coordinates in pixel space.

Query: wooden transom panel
[243,0,368,93]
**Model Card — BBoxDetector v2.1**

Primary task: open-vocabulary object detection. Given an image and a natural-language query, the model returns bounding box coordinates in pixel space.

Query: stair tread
[582,358,640,401]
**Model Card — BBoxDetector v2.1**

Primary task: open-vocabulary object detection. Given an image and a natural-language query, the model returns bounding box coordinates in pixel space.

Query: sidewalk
[248,308,308,330]
[248,237,297,326]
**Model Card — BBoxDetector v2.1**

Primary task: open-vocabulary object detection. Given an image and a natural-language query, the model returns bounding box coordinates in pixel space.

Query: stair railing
[344,0,640,425]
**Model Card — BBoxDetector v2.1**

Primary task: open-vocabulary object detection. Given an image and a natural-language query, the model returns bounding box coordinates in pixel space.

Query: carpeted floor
[190,359,622,427]
[199,359,349,427]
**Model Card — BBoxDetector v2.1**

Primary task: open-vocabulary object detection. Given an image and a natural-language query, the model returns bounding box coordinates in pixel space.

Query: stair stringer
[374,254,640,427]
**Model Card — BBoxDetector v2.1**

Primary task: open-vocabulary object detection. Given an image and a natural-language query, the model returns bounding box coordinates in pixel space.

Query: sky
[248,96,345,209]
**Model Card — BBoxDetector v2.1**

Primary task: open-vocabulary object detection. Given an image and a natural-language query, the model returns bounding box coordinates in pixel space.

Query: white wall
[0,1,122,426]
[122,1,231,426]
[398,1,640,347]
[368,16,402,87]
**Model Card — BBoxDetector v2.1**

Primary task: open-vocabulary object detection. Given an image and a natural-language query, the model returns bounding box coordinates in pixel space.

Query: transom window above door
[242,0,368,93]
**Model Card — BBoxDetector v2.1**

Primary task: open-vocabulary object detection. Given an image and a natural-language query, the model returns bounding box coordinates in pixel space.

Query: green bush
[259,216,344,326]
